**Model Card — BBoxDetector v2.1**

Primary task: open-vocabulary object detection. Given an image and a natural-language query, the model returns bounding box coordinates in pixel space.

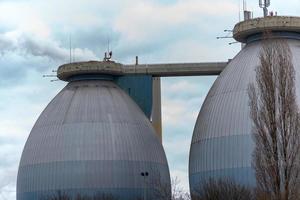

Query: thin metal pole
[69,35,72,63]
[144,176,146,200]
[141,172,148,200]
[264,7,268,17]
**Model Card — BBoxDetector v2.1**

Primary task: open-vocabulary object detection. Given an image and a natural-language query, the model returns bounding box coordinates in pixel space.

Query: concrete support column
[151,77,162,143]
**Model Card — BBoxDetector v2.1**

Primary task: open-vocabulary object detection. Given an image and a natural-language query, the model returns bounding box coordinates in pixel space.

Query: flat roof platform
[57,61,228,81]
[233,16,300,43]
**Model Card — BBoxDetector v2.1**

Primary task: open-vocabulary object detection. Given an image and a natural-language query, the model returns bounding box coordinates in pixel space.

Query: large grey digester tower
[189,16,300,196]
[17,67,171,199]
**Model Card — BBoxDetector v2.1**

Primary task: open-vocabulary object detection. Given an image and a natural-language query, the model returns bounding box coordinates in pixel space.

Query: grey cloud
[0,53,58,88]
[0,38,13,49]
[52,27,121,61]
[19,35,97,62]
[19,36,67,61]
[0,32,98,62]
[0,38,14,52]
[0,31,100,87]
[0,35,16,54]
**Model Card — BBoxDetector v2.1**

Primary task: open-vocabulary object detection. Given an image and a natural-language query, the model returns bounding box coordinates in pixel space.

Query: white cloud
[0,145,19,200]
[0,2,50,38]
[114,0,238,42]
[161,79,207,126]
[162,97,200,126]
[167,80,199,93]
[0,173,17,200]
[162,38,240,62]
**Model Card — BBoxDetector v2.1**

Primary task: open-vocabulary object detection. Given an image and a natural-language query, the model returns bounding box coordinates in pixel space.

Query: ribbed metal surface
[189,38,300,195]
[17,80,170,200]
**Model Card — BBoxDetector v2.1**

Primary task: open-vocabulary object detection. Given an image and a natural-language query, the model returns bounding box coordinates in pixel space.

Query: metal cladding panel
[190,167,256,188]
[18,161,168,191]
[17,80,170,200]
[18,188,161,200]
[189,39,300,194]
[116,75,153,119]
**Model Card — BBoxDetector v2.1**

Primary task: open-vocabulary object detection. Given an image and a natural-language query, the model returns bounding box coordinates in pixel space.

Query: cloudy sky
[0,0,299,199]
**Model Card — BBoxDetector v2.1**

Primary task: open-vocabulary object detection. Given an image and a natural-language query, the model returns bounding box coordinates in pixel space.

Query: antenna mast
[103,35,113,62]
[69,34,72,63]
[259,0,270,17]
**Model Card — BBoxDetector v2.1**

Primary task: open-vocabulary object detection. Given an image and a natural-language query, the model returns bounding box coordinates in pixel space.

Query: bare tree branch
[191,178,254,200]
[248,37,300,200]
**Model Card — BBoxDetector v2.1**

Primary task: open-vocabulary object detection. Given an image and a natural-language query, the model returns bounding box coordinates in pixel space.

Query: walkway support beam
[57,61,228,81]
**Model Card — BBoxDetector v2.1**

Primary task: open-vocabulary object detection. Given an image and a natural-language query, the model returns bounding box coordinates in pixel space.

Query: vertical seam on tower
[62,87,78,124]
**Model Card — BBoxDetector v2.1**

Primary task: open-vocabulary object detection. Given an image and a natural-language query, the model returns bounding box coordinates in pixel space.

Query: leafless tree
[191,178,254,200]
[41,176,187,200]
[248,38,300,200]
[170,177,191,200]
[150,175,190,200]
[42,191,119,200]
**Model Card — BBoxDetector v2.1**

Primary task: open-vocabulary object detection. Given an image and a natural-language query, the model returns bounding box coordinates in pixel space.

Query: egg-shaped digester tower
[189,16,300,195]
[17,62,171,200]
